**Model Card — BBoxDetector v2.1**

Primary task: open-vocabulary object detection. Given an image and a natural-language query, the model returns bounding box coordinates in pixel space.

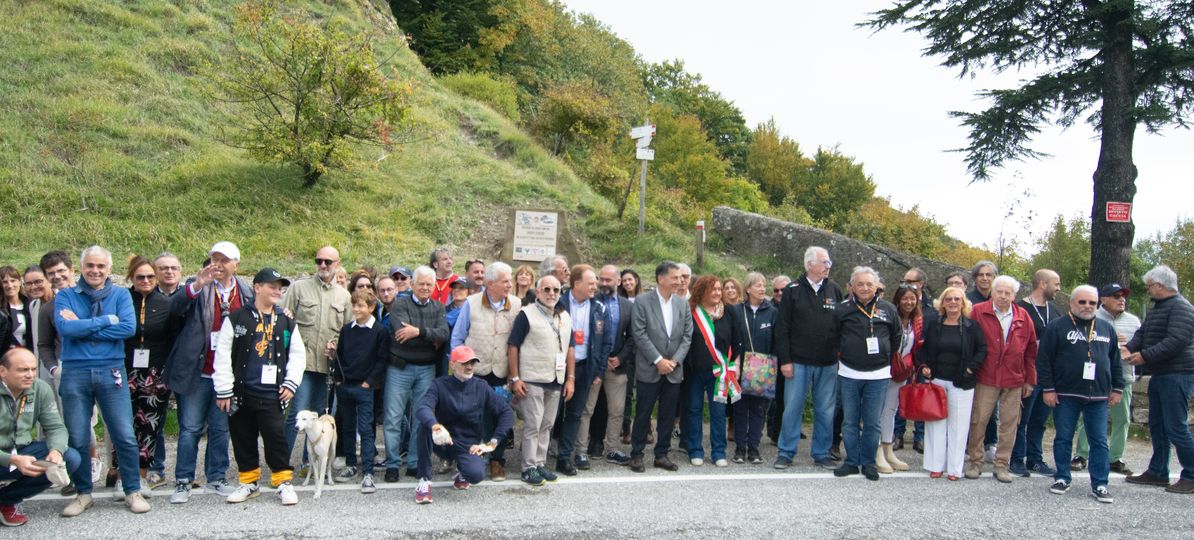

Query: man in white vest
[448,262,522,481]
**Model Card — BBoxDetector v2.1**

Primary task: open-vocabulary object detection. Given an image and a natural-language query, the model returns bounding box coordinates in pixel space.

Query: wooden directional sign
[629,124,656,139]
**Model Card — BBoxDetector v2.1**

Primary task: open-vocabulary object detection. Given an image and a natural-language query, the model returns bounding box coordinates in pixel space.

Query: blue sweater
[415,375,514,445]
[54,283,137,369]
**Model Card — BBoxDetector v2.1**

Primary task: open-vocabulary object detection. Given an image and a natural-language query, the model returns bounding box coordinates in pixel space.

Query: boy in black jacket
[333,289,388,493]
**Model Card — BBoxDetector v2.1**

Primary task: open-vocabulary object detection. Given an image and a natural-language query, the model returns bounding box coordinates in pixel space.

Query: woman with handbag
[877,284,923,473]
[732,272,775,465]
[685,275,742,467]
[918,287,987,480]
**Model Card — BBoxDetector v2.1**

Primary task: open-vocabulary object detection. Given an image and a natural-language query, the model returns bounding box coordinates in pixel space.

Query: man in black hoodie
[773,247,843,469]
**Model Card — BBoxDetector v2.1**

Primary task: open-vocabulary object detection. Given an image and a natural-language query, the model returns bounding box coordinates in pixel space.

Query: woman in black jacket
[732,272,775,465]
[123,255,176,484]
[685,275,741,467]
[917,286,987,480]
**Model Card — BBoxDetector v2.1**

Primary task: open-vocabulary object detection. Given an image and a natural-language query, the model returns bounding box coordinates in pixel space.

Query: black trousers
[631,378,680,459]
[230,394,292,477]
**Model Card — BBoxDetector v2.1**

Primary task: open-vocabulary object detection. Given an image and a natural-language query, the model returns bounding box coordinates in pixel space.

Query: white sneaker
[169,481,192,504]
[277,482,298,505]
[334,456,346,469]
[90,457,107,485]
[226,483,260,503]
[113,479,125,501]
[984,445,997,464]
[714,459,729,468]
[125,492,151,514]
[361,474,377,494]
[205,481,237,497]
[690,458,704,466]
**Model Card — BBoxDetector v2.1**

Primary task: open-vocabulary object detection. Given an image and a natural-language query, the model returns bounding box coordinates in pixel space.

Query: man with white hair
[383,266,449,482]
[774,247,843,469]
[54,246,149,515]
[1037,285,1124,503]
[965,275,1038,482]
[1124,265,1194,494]
[448,262,522,481]
[539,255,570,288]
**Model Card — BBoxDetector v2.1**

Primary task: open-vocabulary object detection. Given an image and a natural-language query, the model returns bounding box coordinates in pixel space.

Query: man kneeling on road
[1,349,81,526]
[413,346,514,504]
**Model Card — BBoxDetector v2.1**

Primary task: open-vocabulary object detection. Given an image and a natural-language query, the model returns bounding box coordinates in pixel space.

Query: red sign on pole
[1106,202,1132,223]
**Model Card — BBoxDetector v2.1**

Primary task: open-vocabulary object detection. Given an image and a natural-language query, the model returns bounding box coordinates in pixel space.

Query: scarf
[694,305,741,404]
[78,278,116,318]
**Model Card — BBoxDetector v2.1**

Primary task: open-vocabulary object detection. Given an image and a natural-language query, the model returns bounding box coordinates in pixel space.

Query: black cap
[253,268,291,287]
[450,277,471,289]
[389,265,412,279]
[1099,283,1130,297]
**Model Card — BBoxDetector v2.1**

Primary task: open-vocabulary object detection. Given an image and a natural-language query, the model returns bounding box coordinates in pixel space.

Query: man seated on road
[1,348,81,527]
[412,346,514,504]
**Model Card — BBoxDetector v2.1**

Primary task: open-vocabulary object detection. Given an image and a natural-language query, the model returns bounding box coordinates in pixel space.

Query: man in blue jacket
[1038,285,1124,504]
[54,246,149,516]
[555,265,609,475]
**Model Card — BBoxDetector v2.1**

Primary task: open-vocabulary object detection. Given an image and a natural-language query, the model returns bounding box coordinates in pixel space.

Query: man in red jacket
[965,275,1038,483]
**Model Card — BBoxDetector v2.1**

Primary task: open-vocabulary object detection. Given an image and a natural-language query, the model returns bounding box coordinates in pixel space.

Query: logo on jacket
[234,325,248,337]
[1065,330,1112,345]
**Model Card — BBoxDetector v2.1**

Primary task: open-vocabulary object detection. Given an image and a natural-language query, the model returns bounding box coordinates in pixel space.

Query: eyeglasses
[156,265,181,272]
[943,297,962,303]
[1075,300,1097,306]
[818,260,833,268]
[134,274,156,281]
[540,287,561,294]
[898,283,919,290]
[773,288,782,293]
[315,258,338,267]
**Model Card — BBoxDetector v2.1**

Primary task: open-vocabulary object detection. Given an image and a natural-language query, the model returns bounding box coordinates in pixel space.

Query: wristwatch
[510,376,520,382]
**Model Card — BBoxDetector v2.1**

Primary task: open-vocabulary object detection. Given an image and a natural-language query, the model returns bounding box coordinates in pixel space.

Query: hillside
[0,0,741,275]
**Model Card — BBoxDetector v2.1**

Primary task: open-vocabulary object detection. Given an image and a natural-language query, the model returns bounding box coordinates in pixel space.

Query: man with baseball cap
[389,266,412,300]
[166,241,251,504]
[1073,283,1142,474]
[412,345,514,504]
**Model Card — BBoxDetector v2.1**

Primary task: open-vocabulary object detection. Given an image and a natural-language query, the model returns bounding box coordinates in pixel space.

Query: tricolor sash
[694,306,741,404]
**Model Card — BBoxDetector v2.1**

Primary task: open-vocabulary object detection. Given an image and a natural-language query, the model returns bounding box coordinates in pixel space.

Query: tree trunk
[302,163,322,187]
[1089,2,1138,290]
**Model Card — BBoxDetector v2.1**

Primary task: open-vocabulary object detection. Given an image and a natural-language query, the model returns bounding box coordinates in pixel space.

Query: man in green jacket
[1,348,81,526]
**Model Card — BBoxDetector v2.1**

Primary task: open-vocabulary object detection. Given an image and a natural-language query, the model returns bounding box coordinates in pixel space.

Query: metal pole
[638,158,648,234]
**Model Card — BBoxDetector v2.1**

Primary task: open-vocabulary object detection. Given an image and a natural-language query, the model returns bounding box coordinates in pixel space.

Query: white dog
[295,410,337,499]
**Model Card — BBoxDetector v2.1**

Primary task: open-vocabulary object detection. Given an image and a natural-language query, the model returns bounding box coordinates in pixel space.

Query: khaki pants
[518,383,561,472]
[577,372,629,453]
[966,383,1023,469]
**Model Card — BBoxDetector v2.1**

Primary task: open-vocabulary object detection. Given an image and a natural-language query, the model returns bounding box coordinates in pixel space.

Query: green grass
[0,0,753,277]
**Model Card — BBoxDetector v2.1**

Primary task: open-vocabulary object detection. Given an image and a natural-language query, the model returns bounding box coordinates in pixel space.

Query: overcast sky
[561,0,1192,252]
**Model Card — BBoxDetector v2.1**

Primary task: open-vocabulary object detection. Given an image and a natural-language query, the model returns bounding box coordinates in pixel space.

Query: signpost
[629,121,655,234]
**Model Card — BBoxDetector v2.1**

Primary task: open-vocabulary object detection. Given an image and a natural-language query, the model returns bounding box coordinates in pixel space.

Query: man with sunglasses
[281,246,352,464]
[166,241,250,504]
[1010,269,1063,478]
[1071,283,1141,475]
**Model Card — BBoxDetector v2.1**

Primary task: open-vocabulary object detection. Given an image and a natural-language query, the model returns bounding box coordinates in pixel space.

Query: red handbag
[899,380,947,421]
[890,352,915,382]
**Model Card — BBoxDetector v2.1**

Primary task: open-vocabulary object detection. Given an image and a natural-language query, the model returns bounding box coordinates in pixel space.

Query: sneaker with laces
[714,458,729,467]
[205,481,237,497]
[1091,485,1113,503]
[453,472,471,490]
[277,482,298,505]
[361,474,377,494]
[125,492,150,514]
[338,466,358,480]
[748,449,763,465]
[773,455,792,469]
[1049,480,1071,495]
[145,471,168,490]
[537,465,558,483]
[690,457,704,466]
[60,494,93,518]
[169,481,192,504]
[0,503,28,527]
[415,479,433,504]
[226,483,260,503]
[1028,462,1057,476]
[521,468,546,486]
[732,448,746,464]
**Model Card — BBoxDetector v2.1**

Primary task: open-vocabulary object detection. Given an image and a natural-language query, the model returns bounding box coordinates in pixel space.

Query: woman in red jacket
[878,284,923,473]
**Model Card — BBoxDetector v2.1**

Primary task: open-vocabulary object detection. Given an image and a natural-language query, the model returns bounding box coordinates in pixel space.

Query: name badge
[573,329,585,347]
[866,337,880,355]
[133,348,151,369]
[210,332,220,351]
[261,364,278,385]
[555,352,566,371]
[1083,361,1096,381]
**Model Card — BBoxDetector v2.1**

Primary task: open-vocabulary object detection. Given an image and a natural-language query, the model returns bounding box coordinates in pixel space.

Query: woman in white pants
[877,285,923,473]
[918,287,988,480]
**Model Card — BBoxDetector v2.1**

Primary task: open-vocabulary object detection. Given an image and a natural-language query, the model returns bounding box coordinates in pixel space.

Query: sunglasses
[1075,300,1098,306]
[540,287,561,294]
[898,283,919,290]
[773,288,783,293]
[394,275,409,281]
[134,274,156,281]
[315,258,338,267]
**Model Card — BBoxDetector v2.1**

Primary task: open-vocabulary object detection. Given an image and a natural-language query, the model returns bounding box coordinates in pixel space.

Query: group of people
[2,243,1193,526]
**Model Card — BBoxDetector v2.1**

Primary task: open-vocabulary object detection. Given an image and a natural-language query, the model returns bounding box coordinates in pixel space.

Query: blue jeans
[1012,385,1052,466]
[0,443,81,504]
[838,375,886,468]
[284,371,330,459]
[558,361,592,463]
[1052,397,1109,489]
[59,366,142,494]
[175,378,230,484]
[686,368,727,461]
[778,363,837,460]
[1146,372,1194,482]
[383,364,435,470]
[336,383,376,473]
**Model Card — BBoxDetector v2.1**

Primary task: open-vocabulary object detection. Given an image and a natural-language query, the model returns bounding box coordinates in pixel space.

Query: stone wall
[711,206,966,293]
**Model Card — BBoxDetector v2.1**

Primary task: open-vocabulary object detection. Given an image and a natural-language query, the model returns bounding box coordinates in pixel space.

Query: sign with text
[512,210,559,262]
[1106,202,1132,223]
[629,124,656,139]
[636,148,655,161]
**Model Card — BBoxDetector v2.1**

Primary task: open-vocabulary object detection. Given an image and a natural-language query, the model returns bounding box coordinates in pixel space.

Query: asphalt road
[16,429,1194,538]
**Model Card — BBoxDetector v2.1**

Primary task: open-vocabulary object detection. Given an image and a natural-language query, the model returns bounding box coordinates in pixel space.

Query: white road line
[29,471,1094,501]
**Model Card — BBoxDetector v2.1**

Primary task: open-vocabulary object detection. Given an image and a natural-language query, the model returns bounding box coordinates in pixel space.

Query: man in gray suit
[628,262,694,473]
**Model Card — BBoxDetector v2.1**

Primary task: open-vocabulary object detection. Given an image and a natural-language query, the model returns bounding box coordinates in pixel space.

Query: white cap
[209,241,241,261]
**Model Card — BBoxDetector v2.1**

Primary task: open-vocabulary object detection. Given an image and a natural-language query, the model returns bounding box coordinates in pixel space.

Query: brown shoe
[488,460,506,482]
[1126,471,1171,487]
[993,467,1013,483]
[653,456,679,471]
[629,456,645,473]
[1166,478,1194,494]
[1109,460,1132,475]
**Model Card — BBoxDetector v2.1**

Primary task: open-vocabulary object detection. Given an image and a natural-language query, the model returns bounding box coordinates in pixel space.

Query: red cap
[450,345,480,364]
